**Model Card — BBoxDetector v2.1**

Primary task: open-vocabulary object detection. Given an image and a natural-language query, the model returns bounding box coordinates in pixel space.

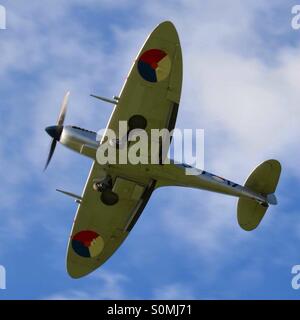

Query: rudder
[237,159,281,231]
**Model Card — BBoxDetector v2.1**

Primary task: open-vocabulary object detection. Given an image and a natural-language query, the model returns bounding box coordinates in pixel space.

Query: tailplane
[237,159,281,231]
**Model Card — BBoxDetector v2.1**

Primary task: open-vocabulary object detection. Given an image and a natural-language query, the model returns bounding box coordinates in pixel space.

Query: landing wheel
[101,189,119,206]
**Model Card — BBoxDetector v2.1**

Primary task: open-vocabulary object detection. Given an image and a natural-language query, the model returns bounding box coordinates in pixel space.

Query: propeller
[44,91,70,171]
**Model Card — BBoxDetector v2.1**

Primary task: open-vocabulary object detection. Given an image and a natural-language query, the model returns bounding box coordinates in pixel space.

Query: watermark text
[291,5,300,30]
[0,265,6,290]
[96,122,204,174]
[0,4,6,30]
[291,265,300,289]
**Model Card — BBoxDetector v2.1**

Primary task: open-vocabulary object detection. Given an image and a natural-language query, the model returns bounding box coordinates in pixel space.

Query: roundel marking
[72,230,104,258]
[137,49,171,83]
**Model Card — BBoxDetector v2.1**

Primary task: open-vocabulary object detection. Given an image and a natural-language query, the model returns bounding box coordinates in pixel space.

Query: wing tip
[153,20,180,42]
[66,262,94,279]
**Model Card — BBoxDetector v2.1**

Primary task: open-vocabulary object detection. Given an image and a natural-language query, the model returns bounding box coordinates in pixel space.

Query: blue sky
[0,0,300,299]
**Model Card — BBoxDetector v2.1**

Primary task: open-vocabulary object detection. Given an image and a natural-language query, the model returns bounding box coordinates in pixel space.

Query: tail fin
[237,159,281,231]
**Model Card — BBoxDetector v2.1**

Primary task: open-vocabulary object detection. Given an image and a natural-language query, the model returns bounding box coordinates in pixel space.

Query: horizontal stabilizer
[237,159,281,231]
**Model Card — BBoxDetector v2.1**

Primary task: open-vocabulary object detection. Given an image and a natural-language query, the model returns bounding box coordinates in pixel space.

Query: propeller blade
[44,91,70,171]
[44,139,57,171]
[57,91,70,126]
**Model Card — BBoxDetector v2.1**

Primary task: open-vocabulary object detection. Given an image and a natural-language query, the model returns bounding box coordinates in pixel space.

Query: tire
[101,190,119,206]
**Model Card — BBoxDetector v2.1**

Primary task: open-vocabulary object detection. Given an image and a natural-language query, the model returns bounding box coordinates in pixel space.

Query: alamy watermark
[0,265,6,289]
[96,121,204,175]
[291,265,300,290]
[0,4,6,30]
[291,5,300,30]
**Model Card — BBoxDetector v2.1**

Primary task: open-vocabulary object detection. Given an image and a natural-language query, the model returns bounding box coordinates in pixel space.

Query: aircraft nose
[45,125,63,141]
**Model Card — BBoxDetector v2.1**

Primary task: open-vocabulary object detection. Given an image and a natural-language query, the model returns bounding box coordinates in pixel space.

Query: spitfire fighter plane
[45,21,281,278]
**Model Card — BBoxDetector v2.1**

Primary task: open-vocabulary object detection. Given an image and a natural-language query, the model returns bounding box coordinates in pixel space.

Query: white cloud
[153,283,195,300]
[46,269,196,300]
[46,270,129,300]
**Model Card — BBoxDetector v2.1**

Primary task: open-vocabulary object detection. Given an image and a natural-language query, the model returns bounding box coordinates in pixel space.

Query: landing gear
[93,175,119,206]
[101,189,119,206]
[93,176,112,192]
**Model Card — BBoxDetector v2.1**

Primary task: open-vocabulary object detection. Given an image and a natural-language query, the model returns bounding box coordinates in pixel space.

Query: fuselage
[47,125,268,205]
